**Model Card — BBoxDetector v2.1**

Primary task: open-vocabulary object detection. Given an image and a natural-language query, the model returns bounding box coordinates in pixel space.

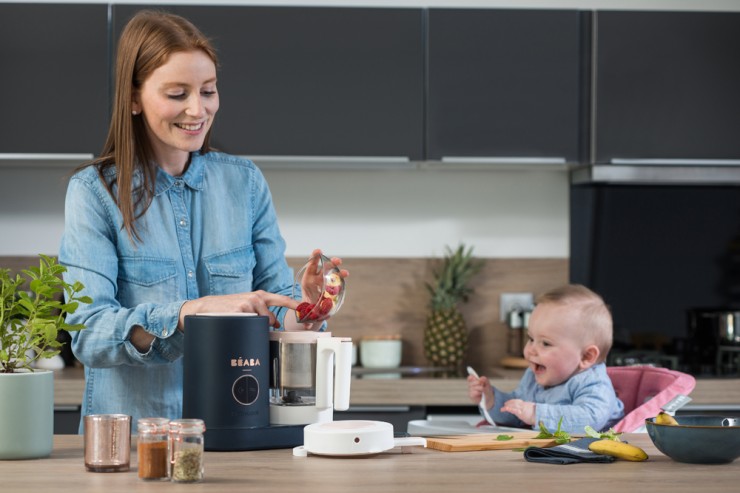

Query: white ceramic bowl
[360,338,402,368]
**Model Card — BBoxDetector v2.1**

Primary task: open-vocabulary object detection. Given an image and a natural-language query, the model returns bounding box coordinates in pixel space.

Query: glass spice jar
[137,417,170,481]
[168,419,206,483]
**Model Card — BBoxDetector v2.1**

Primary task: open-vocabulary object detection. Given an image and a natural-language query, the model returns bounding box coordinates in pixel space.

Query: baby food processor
[269,330,352,425]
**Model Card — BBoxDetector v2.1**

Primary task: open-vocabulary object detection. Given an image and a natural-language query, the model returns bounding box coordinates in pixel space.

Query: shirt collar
[154,153,206,195]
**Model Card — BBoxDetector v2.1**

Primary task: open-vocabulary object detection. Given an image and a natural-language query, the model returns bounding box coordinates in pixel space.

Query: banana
[588,439,649,461]
[655,412,679,426]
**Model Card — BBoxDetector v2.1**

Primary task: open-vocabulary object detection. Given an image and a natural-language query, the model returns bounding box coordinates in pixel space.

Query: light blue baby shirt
[488,363,625,434]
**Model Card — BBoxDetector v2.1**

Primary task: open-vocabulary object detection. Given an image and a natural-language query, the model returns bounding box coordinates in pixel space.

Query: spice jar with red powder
[137,417,170,481]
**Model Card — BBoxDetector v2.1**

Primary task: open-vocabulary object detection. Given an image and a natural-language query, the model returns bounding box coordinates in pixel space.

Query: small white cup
[360,338,402,368]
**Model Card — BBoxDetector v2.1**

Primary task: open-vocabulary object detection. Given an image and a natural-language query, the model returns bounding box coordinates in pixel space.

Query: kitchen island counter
[54,367,740,408]
[1,434,737,493]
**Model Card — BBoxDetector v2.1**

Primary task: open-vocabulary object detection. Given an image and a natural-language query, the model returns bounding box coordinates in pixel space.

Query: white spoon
[466,366,496,426]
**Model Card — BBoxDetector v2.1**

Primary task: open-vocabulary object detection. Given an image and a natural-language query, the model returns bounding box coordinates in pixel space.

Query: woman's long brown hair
[82,10,218,243]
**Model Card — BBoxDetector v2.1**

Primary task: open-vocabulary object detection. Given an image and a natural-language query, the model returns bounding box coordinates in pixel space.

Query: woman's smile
[175,121,206,133]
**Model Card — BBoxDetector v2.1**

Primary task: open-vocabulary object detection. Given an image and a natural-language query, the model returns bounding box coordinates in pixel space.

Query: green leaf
[583,426,622,442]
[496,434,514,441]
[62,323,86,332]
[0,255,92,373]
[535,418,571,444]
[584,425,601,439]
[16,298,34,316]
[534,421,552,439]
[553,434,571,445]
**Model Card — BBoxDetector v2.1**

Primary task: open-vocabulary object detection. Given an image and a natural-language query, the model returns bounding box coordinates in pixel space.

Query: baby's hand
[500,399,536,426]
[466,374,493,409]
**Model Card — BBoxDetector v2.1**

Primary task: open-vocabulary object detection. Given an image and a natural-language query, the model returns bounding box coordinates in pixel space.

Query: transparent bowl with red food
[293,253,346,323]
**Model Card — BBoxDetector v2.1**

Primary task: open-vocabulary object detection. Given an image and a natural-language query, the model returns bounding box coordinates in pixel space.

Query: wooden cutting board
[424,432,557,452]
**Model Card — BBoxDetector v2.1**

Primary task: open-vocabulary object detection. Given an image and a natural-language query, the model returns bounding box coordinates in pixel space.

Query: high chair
[606,365,696,433]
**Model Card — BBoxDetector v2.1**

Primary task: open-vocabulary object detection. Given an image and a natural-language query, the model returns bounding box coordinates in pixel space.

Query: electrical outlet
[499,292,534,321]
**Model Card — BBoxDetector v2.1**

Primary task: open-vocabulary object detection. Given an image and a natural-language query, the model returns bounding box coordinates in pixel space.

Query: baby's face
[523,303,588,387]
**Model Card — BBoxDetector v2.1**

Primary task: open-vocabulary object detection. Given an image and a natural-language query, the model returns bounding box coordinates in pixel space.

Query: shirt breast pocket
[204,246,255,295]
[118,257,177,306]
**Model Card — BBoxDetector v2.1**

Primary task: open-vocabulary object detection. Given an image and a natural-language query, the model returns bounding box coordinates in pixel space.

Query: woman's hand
[300,248,349,303]
[292,249,349,328]
[178,290,298,330]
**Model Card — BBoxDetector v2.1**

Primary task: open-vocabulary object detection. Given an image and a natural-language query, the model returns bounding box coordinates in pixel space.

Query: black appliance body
[182,314,303,451]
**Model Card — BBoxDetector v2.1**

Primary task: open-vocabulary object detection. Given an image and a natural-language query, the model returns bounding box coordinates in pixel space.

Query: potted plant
[0,254,91,459]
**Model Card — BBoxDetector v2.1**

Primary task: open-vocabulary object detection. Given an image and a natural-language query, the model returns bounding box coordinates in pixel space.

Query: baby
[468,284,624,434]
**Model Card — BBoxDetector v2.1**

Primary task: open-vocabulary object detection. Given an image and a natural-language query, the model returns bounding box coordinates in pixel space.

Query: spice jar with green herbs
[137,417,170,481]
[168,419,205,483]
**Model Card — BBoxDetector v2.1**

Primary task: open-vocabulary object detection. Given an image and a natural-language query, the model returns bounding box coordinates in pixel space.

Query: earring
[132,110,138,116]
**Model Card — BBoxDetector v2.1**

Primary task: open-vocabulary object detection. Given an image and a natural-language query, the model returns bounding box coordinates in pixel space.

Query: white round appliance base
[296,420,426,457]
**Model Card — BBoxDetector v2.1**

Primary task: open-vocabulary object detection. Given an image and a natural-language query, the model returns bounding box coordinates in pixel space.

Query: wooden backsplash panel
[288,257,568,374]
[2,255,567,373]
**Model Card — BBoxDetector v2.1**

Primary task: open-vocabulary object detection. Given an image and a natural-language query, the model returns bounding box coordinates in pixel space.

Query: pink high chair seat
[606,366,696,433]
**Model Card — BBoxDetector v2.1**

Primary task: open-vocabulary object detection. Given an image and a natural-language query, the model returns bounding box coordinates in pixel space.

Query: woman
[59,10,345,428]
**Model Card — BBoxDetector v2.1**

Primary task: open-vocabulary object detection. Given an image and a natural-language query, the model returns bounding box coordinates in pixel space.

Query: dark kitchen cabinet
[55,406,81,435]
[427,9,588,164]
[0,4,109,155]
[113,5,424,162]
[594,11,740,163]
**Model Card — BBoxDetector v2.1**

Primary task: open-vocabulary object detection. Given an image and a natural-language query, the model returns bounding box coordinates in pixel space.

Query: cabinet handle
[610,158,740,166]
[0,153,94,166]
[571,164,740,185]
[440,156,567,164]
[245,155,413,170]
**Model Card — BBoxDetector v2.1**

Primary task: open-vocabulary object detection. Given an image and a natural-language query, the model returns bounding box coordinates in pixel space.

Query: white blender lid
[294,420,425,457]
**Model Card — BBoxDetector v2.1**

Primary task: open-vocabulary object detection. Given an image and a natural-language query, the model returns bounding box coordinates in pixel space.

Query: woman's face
[133,50,219,174]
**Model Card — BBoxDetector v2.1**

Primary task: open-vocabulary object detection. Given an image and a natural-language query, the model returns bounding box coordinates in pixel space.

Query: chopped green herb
[496,434,514,441]
[534,417,571,444]
[584,425,622,442]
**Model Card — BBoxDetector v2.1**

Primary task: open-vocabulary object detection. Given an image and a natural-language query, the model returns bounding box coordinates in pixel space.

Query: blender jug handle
[316,337,353,412]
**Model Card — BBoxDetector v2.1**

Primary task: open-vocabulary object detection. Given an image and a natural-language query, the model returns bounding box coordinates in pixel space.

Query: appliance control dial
[232,374,259,406]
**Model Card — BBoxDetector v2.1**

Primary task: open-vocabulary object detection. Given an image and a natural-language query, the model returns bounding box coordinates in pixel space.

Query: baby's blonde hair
[536,284,613,363]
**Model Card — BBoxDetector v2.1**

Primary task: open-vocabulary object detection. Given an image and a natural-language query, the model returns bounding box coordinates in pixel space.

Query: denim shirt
[489,363,625,434]
[59,152,295,430]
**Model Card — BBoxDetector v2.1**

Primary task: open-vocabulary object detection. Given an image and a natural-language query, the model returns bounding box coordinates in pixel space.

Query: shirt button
[179,218,187,227]
[187,270,194,278]
[162,328,169,337]
[175,180,183,187]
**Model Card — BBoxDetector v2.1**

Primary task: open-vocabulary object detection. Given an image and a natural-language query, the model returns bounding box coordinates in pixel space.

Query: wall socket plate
[499,292,534,321]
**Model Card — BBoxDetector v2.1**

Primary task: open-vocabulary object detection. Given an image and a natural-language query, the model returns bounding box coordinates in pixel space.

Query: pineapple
[423,244,484,369]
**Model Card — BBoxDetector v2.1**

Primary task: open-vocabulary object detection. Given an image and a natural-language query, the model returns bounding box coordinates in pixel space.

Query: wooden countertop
[1,434,738,493]
[54,367,740,408]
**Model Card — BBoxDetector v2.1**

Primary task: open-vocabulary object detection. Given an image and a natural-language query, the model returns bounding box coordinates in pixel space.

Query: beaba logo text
[231,357,261,367]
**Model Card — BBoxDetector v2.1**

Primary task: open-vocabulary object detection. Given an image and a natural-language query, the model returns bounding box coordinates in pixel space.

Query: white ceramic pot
[0,370,54,459]
[360,337,402,368]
